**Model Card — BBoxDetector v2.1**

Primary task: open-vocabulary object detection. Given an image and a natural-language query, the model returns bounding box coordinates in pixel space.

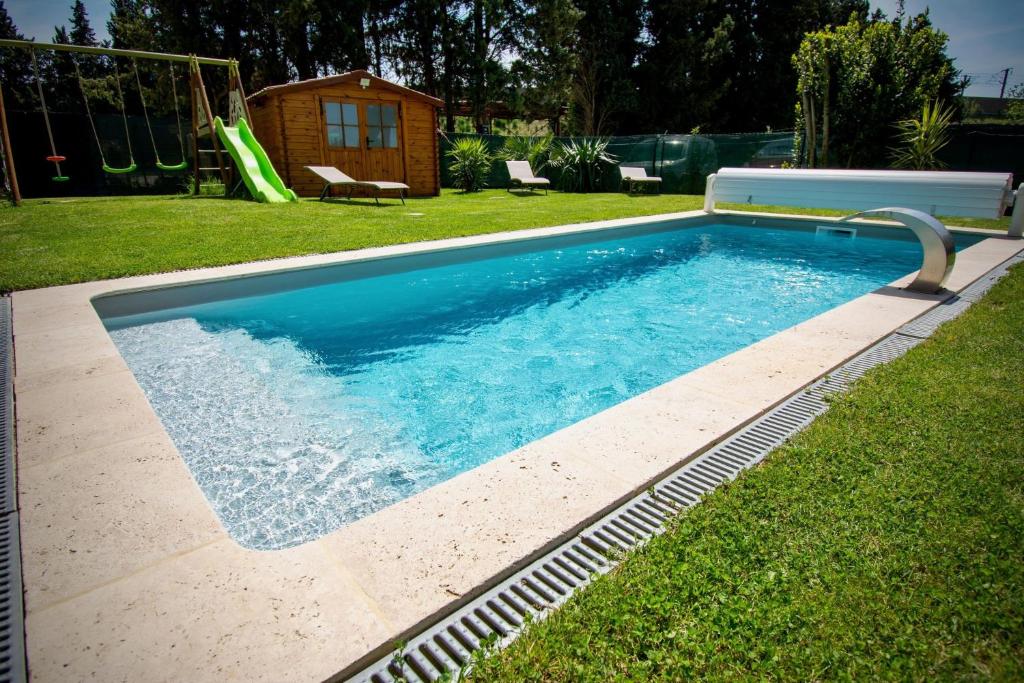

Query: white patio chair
[305,166,409,204]
[506,160,550,194]
[619,166,662,194]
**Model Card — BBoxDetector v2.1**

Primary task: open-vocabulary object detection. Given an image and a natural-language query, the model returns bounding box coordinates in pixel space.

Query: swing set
[0,39,250,206]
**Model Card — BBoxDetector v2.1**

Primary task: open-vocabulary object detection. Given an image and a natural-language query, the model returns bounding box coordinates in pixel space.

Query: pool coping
[9,209,1022,681]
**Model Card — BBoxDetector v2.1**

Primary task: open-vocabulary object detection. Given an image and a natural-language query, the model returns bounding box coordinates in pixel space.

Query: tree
[50,0,106,112]
[514,0,580,131]
[69,0,98,46]
[466,0,521,133]
[712,0,869,131]
[632,0,868,134]
[108,0,159,52]
[438,1,470,132]
[635,0,736,133]
[793,9,966,168]
[0,1,32,106]
[1007,83,1024,123]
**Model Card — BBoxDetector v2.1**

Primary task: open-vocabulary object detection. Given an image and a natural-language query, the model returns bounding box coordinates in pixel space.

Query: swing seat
[103,162,137,175]
[156,160,189,172]
[46,155,66,163]
[51,175,70,182]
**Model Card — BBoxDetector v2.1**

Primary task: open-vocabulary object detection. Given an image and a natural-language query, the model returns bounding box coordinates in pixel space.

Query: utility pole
[998,67,1012,99]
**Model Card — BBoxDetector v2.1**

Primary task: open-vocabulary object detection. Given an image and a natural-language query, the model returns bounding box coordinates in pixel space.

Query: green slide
[214,116,298,204]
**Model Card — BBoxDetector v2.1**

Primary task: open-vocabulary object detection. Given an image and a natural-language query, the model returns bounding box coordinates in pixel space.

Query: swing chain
[168,63,187,161]
[30,48,69,181]
[73,56,108,167]
[132,58,163,166]
[110,57,136,165]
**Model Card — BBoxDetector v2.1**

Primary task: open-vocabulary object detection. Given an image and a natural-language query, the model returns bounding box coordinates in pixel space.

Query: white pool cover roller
[705,168,1017,222]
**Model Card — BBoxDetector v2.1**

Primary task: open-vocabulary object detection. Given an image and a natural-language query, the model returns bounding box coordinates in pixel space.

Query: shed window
[324,101,359,148]
[366,104,398,148]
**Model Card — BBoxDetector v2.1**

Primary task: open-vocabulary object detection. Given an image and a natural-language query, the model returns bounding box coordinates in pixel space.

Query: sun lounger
[619,166,662,194]
[304,166,409,204]
[506,160,550,194]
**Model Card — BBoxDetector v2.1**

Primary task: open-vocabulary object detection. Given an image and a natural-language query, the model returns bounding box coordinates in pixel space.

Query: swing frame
[0,39,251,204]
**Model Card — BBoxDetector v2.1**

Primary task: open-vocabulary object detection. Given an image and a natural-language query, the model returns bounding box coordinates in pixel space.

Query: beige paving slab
[25,538,392,683]
[13,322,123,379]
[320,443,632,632]
[9,300,105,335]
[543,380,757,485]
[18,431,226,612]
[11,353,129,395]
[944,237,1024,290]
[8,208,1020,682]
[15,369,165,468]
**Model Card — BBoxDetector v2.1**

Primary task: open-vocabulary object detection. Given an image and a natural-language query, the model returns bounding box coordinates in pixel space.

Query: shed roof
[248,70,443,107]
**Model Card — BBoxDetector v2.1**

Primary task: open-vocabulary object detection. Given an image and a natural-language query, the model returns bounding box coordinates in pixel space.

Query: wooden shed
[247,70,443,198]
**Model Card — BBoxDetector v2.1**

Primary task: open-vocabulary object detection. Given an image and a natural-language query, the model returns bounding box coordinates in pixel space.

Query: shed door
[320,98,364,179]
[319,97,405,185]
[362,101,404,182]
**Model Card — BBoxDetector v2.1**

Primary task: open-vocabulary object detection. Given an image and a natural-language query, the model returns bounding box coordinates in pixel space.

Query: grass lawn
[0,190,690,292]
[470,262,1024,681]
[0,190,1010,292]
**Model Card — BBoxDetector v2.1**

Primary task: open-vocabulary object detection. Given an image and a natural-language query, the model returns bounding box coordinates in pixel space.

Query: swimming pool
[99,219,982,550]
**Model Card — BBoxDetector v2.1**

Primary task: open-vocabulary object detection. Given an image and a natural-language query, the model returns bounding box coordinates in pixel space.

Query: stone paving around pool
[11,210,1022,681]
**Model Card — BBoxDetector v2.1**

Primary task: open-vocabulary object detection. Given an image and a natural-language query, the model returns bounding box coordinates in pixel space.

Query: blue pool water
[104,221,979,549]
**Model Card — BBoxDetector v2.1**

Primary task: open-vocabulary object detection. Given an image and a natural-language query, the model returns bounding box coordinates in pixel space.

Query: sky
[6,0,1024,98]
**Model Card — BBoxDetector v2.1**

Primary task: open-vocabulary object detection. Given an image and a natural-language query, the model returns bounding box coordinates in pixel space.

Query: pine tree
[109,0,158,52]
[69,0,98,46]
[47,25,80,110]
[0,1,32,106]
[515,0,580,131]
[570,0,644,135]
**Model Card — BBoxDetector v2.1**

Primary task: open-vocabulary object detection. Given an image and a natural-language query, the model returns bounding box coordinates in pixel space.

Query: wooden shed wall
[249,82,440,198]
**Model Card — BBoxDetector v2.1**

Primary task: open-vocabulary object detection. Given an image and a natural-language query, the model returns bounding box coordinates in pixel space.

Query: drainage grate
[0,299,14,516]
[899,252,1020,338]
[0,297,25,683]
[349,251,1022,683]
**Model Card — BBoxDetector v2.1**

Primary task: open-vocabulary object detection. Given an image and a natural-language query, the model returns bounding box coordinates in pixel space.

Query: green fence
[440,132,797,194]
[938,125,1024,187]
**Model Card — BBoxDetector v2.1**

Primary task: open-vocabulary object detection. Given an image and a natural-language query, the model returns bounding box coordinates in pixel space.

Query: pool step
[346,248,1024,683]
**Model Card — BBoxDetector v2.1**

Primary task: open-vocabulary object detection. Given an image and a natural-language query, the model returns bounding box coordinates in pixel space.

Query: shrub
[890,99,954,170]
[793,13,965,168]
[549,138,617,192]
[446,137,494,192]
[498,134,554,174]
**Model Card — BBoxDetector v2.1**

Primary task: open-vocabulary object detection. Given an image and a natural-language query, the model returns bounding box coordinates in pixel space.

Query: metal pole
[0,38,233,67]
[0,83,21,206]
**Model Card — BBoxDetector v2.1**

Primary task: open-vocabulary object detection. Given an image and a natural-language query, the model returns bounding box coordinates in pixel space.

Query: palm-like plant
[890,100,955,170]
[446,137,494,192]
[549,138,617,192]
[498,134,553,174]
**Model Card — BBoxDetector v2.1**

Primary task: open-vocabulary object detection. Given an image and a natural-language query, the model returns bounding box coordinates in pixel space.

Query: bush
[446,137,494,192]
[890,99,954,170]
[793,12,965,168]
[549,138,617,192]
[498,134,554,174]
